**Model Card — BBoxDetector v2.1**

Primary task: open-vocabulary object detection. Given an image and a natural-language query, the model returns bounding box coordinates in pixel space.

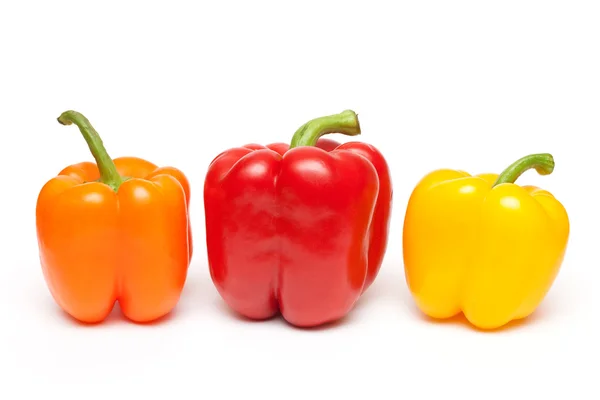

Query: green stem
[57,110,123,191]
[493,153,555,187]
[289,110,361,148]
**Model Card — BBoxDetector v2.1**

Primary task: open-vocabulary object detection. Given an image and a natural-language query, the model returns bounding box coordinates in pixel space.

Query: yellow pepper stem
[493,153,555,187]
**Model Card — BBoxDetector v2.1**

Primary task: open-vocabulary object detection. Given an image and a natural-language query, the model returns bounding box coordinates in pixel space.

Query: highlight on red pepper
[36,110,192,324]
[203,110,392,328]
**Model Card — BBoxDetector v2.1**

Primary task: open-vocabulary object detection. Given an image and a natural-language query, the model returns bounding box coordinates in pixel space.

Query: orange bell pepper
[402,153,569,330]
[36,111,192,324]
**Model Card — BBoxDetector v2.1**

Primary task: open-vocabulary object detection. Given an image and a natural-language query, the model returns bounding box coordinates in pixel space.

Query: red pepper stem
[289,110,361,148]
[493,153,555,187]
[57,110,123,191]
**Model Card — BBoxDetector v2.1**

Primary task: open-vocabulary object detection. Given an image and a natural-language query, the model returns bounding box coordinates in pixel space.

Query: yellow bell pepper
[402,153,570,330]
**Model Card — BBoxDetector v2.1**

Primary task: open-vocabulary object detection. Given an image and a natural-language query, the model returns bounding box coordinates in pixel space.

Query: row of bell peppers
[36,110,570,330]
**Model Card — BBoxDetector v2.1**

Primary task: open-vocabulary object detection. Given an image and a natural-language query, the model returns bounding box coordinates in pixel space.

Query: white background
[1,0,598,398]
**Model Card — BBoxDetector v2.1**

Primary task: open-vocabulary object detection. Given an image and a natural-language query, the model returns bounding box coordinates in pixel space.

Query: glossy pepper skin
[36,111,192,324]
[402,153,569,330]
[204,110,392,328]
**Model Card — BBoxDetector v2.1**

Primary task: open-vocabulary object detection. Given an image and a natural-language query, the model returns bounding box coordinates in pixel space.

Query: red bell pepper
[204,110,392,327]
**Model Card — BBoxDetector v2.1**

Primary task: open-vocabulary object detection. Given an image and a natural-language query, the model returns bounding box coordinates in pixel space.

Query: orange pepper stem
[57,110,123,191]
[493,153,555,187]
[289,110,361,148]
